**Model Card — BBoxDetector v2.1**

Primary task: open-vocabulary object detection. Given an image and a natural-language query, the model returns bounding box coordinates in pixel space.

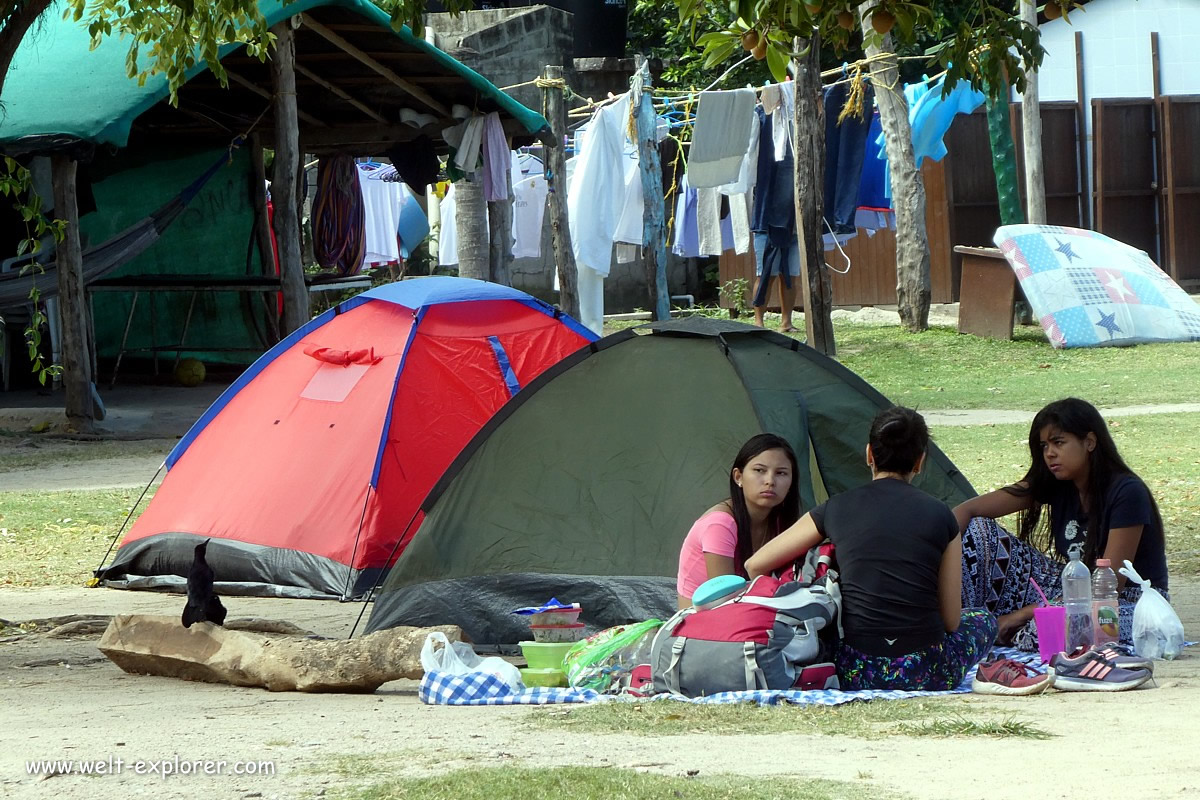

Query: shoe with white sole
[1049,648,1152,692]
[971,658,1055,696]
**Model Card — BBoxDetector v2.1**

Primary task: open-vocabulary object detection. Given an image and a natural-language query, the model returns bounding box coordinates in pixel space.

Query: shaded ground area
[0,583,1197,799]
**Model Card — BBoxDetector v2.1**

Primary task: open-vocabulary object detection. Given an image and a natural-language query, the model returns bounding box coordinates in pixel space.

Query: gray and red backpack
[650,548,841,696]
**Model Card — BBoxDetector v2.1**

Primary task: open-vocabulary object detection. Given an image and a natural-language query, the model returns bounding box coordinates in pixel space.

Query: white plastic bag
[1118,560,1185,660]
[419,631,524,688]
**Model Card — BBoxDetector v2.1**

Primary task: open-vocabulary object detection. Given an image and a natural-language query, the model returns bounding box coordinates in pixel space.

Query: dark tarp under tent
[366,317,977,644]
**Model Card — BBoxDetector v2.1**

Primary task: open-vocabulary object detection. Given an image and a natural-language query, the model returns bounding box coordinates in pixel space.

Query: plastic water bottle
[1062,543,1094,652]
[1091,558,1120,645]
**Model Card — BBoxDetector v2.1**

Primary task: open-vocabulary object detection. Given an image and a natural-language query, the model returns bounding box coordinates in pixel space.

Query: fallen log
[98,614,461,693]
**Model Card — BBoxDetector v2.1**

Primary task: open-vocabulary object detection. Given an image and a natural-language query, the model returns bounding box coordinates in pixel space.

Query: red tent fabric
[98,277,595,598]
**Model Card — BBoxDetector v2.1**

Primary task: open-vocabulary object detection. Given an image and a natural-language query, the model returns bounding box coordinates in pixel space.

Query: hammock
[0,147,236,309]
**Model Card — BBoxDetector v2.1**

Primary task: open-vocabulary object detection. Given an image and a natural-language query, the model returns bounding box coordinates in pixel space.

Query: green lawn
[0,433,172,474]
[607,314,1200,410]
[330,766,901,800]
[526,697,1049,739]
[0,487,153,587]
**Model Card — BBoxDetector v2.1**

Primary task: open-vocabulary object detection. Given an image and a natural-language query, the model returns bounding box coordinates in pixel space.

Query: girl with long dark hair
[953,397,1169,651]
[745,407,999,691]
[675,433,801,608]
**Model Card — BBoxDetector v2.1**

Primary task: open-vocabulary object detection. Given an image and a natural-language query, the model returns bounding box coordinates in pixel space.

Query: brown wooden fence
[1156,95,1200,285]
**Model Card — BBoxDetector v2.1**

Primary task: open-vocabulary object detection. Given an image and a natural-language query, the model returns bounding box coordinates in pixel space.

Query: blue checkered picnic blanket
[418,647,1039,707]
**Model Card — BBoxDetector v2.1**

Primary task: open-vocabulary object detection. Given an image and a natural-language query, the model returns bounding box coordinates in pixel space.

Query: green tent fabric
[366,318,977,644]
[81,144,269,364]
[0,0,549,147]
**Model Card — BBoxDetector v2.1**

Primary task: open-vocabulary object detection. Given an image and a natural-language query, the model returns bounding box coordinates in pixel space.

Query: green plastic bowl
[520,641,574,670]
[520,667,567,688]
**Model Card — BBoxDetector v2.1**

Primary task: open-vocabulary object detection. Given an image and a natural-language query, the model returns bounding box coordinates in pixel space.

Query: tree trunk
[541,65,580,318]
[1020,0,1047,224]
[456,177,489,280]
[793,34,835,356]
[633,56,670,321]
[270,23,309,335]
[0,0,54,101]
[50,155,94,432]
[487,163,513,286]
[859,4,930,332]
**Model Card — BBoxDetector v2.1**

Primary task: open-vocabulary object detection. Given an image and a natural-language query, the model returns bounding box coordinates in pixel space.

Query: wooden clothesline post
[541,65,580,319]
[50,154,94,431]
[633,55,670,322]
[270,20,309,336]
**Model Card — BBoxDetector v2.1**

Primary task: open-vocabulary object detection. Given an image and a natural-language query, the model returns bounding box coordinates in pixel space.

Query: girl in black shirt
[747,407,997,691]
[953,397,1170,650]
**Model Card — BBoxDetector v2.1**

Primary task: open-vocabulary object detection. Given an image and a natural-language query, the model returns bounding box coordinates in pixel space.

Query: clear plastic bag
[1118,560,1185,660]
[419,631,524,689]
[563,619,662,693]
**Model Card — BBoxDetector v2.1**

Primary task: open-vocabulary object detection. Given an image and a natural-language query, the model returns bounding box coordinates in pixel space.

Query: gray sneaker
[1050,648,1152,692]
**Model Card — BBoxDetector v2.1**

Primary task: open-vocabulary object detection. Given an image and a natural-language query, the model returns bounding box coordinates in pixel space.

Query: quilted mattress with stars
[994,224,1200,349]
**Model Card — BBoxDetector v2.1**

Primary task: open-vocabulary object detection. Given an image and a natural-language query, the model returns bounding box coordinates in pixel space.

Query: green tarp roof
[0,0,549,146]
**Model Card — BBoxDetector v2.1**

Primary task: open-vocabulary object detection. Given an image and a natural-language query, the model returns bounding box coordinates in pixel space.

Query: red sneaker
[971,658,1055,696]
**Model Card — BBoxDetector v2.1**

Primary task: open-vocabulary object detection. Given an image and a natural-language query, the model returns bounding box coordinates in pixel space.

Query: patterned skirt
[835,609,997,691]
[960,517,1161,651]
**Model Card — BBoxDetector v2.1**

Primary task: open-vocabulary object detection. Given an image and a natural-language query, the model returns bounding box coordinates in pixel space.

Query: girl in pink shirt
[676,434,800,607]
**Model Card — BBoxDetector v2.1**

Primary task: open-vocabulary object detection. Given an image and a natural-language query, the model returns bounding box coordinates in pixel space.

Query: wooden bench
[956,246,1017,340]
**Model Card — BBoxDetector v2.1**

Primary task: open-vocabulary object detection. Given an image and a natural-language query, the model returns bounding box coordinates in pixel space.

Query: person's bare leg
[751,275,766,327]
[779,275,797,332]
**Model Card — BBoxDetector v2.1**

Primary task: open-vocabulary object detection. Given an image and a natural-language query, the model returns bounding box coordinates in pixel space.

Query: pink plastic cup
[1033,605,1067,664]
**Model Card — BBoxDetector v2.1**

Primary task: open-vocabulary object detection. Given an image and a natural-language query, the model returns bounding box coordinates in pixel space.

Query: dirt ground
[0,582,1197,800]
[2,388,1198,799]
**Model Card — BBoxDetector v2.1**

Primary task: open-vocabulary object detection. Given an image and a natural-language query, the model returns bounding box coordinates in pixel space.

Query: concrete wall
[427,6,574,113]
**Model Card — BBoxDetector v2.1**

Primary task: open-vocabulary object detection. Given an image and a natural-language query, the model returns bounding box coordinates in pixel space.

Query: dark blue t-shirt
[1049,474,1169,590]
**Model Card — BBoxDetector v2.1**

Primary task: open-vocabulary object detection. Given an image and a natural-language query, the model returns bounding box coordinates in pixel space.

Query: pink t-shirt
[676,510,739,598]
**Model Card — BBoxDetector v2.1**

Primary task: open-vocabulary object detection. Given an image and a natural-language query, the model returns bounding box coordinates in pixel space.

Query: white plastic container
[530,622,586,643]
[528,608,583,627]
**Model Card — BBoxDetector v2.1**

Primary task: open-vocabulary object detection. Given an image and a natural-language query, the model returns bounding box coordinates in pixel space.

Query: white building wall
[1037,0,1200,105]
[1018,0,1200,227]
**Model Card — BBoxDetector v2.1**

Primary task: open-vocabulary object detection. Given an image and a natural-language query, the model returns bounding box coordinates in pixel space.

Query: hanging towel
[689,88,757,188]
[696,187,724,256]
[482,112,510,202]
[443,115,487,173]
[761,84,782,116]
[772,82,795,163]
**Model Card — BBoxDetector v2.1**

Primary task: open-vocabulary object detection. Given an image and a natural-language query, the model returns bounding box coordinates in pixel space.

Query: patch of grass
[606,312,1200,411]
[527,698,993,739]
[0,487,154,587]
[331,766,897,800]
[0,434,172,473]
[895,714,1051,739]
[934,413,1200,575]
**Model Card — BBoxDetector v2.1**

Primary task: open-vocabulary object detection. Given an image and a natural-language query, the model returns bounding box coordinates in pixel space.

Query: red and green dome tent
[96,277,595,599]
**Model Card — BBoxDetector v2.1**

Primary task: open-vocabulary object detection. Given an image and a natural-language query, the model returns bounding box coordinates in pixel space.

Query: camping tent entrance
[368,318,975,643]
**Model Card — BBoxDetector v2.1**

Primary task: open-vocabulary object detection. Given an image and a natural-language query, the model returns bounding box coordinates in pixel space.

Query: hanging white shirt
[357,164,406,265]
[568,93,633,277]
[511,174,549,259]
